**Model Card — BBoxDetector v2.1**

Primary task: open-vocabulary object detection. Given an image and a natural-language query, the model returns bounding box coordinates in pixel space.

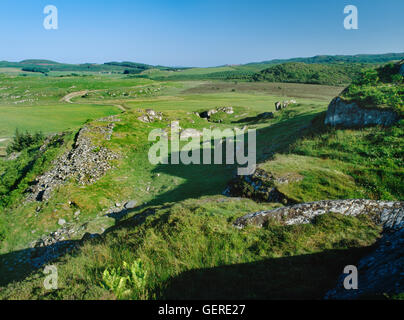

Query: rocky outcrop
[233,199,403,229]
[325,228,404,299]
[234,199,404,299]
[199,107,234,119]
[275,100,296,111]
[223,168,298,205]
[324,97,398,128]
[180,128,203,139]
[27,117,120,202]
[137,109,163,123]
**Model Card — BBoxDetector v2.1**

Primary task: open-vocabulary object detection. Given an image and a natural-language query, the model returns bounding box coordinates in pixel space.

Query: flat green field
[0,104,120,146]
[126,92,329,114]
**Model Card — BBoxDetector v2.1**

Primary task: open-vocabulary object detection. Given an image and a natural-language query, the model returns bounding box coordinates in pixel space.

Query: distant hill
[141,53,404,82]
[246,53,404,66]
[19,59,61,65]
[252,62,364,85]
[1,52,403,79]
[0,59,180,75]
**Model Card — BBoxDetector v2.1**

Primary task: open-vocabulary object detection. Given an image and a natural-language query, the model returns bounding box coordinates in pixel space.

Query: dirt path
[115,104,126,111]
[60,90,89,103]
[61,90,127,113]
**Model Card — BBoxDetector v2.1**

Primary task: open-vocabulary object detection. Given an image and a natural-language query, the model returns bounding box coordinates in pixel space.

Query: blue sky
[0,0,403,67]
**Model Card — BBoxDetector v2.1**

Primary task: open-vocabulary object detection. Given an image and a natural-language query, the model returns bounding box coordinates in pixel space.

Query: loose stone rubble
[26,117,120,202]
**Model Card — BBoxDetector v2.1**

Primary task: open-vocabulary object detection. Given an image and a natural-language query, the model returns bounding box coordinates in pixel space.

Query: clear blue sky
[0,0,403,67]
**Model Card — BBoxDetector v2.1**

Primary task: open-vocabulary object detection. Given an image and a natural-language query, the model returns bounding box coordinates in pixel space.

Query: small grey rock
[58,218,66,226]
[124,200,137,209]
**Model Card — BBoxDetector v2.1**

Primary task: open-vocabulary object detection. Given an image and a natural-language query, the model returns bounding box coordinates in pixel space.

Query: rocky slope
[26,116,120,202]
[324,97,399,128]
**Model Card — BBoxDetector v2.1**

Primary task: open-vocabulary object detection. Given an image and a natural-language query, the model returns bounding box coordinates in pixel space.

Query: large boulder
[324,97,398,128]
[223,168,296,205]
[233,199,403,229]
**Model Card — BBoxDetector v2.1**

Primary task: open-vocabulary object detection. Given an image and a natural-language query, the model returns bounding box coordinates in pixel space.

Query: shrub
[342,62,404,113]
[21,67,49,74]
[6,129,44,155]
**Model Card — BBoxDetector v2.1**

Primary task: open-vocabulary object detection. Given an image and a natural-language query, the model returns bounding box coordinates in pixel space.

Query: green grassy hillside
[2,52,403,81]
[252,62,363,85]
[341,61,404,115]
[0,60,402,300]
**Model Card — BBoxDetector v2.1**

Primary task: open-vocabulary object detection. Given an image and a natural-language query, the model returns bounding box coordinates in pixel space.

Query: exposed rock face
[325,228,404,299]
[223,168,297,205]
[275,100,296,111]
[137,109,163,123]
[27,117,120,202]
[180,128,203,139]
[324,97,398,128]
[234,199,404,299]
[233,199,403,229]
[124,200,138,210]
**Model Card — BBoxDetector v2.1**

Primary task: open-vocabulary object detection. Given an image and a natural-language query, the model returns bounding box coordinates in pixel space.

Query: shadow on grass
[0,237,376,299]
[140,111,325,209]
[0,239,80,287]
[160,246,375,300]
[0,111,328,287]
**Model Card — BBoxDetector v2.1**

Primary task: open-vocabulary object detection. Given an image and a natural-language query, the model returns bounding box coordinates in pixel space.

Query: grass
[289,118,404,200]
[0,68,402,300]
[0,104,119,143]
[0,83,334,255]
[0,197,382,300]
[0,80,399,254]
[340,62,404,115]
